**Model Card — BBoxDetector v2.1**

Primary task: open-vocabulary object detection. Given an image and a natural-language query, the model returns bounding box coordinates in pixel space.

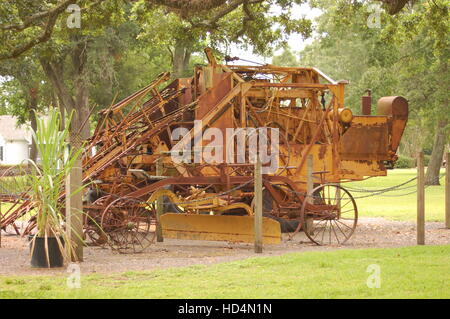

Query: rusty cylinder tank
[377,96,408,119]
[377,96,409,155]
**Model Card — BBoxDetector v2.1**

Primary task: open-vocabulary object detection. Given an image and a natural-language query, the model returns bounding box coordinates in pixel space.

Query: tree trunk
[40,58,75,114]
[172,40,191,79]
[71,38,91,140]
[28,87,39,162]
[40,37,91,140]
[425,119,448,185]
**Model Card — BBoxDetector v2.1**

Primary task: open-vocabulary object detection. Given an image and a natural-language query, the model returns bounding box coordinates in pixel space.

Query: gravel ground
[0,217,449,276]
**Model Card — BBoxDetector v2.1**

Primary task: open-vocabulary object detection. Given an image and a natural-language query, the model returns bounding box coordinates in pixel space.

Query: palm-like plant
[28,108,85,265]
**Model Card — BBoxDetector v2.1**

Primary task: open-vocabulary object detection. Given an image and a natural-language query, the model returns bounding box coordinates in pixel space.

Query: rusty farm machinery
[0,48,408,252]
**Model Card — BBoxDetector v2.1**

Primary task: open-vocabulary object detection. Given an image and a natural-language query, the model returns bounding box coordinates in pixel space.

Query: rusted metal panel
[196,72,232,119]
[339,120,389,161]
[161,214,281,244]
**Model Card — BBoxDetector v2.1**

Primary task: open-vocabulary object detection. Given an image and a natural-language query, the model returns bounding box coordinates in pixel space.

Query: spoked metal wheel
[300,184,357,246]
[84,195,114,246]
[101,197,156,253]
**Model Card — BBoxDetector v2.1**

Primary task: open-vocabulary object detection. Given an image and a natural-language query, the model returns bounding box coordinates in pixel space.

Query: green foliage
[26,108,86,262]
[272,48,299,67]
[0,55,51,123]
[394,155,415,168]
[132,0,313,62]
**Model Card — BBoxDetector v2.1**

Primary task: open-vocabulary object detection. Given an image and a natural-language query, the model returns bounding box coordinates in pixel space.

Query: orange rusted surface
[2,49,408,247]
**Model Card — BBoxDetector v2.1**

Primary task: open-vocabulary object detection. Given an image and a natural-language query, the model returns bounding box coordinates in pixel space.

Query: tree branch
[378,0,411,14]
[0,0,73,31]
[190,0,265,29]
[0,12,60,60]
[0,0,106,61]
[148,0,228,13]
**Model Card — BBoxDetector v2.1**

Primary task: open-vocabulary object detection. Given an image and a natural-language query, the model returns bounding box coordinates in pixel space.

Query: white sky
[226,3,322,64]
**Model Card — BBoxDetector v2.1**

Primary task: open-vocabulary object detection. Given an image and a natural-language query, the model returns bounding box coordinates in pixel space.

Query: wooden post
[304,154,314,233]
[254,156,263,253]
[66,134,84,262]
[445,152,450,229]
[156,157,164,242]
[417,151,425,245]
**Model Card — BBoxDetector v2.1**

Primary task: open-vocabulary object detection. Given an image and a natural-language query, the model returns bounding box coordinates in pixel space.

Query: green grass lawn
[0,245,448,299]
[347,168,445,222]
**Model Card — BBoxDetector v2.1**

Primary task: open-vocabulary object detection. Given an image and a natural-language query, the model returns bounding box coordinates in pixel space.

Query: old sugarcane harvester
[0,48,408,252]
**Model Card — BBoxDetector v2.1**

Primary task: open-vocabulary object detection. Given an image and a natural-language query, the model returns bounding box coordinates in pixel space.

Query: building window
[0,146,3,161]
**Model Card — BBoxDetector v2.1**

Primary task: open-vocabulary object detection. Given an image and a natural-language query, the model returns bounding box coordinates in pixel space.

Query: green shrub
[424,154,431,166]
[395,155,415,168]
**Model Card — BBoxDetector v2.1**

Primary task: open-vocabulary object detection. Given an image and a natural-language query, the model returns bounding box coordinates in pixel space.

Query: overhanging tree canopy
[0,0,414,61]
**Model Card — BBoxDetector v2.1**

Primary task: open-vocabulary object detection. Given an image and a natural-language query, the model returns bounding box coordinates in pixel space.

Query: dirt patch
[0,217,449,276]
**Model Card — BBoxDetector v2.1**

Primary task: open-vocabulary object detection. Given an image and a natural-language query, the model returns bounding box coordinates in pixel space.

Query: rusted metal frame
[228,65,314,74]
[151,87,164,102]
[311,68,337,85]
[0,198,32,229]
[126,176,255,200]
[250,89,312,99]
[204,48,218,67]
[253,83,329,89]
[96,89,184,143]
[260,87,283,122]
[264,175,308,205]
[175,82,252,163]
[84,109,187,181]
[221,64,245,83]
[93,87,183,142]
[84,128,141,172]
[292,102,312,143]
[110,86,159,135]
[285,103,293,142]
[85,129,136,169]
[311,92,330,144]
[262,110,306,145]
[331,92,340,176]
[151,87,174,142]
[86,90,186,168]
[263,108,316,123]
[100,72,170,116]
[202,162,223,176]
[262,181,282,216]
[193,67,200,100]
[127,176,304,202]
[295,98,335,175]
[240,91,247,127]
[245,101,294,178]
[245,98,265,127]
[324,108,335,145]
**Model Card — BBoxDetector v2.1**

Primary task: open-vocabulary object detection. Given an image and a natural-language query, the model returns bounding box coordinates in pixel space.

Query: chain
[343,176,417,193]
[262,173,445,201]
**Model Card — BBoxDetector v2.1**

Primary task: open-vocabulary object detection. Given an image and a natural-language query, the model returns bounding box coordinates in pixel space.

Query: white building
[0,115,31,165]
